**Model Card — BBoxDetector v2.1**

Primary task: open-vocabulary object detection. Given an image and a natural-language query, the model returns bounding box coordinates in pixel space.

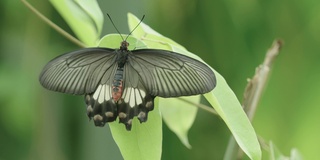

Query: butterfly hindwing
[84,61,155,130]
[116,63,155,130]
[84,63,118,127]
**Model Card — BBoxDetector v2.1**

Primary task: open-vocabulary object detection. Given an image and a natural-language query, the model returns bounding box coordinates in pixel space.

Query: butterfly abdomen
[112,67,124,102]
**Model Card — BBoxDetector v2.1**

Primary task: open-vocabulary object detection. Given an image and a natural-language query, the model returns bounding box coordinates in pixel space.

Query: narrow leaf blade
[128,12,261,160]
[204,72,261,160]
[159,96,200,149]
[50,0,103,46]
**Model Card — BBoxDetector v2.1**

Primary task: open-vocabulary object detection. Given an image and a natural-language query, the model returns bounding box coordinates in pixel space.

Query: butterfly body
[112,69,124,102]
[40,40,216,130]
[112,42,129,101]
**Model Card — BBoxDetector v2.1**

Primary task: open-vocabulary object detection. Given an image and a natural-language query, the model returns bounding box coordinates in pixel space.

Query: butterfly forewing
[129,49,216,98]
[39,48,117,94]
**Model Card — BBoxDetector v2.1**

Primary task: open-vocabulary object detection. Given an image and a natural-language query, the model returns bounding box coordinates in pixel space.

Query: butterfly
[39,39,216,131]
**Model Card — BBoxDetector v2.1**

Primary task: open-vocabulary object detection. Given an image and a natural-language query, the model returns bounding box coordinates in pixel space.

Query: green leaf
[127,12,261,159]
[269,141,303,160]
[108,101,162,160]
[159,96,199,149]
[289,148,303,160]
[50,0,103,46]
[269,141,287,160]
[204,74,261,160]
[98,34,146,50]
[98,35,162,160]
[108,106,162,160]
[128,13,185,51]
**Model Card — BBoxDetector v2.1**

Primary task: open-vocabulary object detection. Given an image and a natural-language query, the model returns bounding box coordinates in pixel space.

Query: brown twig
[243,40,283,121]
[223,39,283,160]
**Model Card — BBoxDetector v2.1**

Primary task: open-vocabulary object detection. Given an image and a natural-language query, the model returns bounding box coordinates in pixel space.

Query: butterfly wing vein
[129,49,216,97]
[39,48,117,95]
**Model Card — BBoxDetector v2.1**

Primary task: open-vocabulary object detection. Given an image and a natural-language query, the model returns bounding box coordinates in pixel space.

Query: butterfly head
[120,41,129,51]
[106,14,144,52]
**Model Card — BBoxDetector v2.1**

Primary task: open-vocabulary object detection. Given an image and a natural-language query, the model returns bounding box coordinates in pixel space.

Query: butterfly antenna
[125,15,145,41]
[107,13,125,42]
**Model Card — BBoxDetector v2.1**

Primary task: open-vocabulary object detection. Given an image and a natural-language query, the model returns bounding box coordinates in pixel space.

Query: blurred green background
[1,0,320,159]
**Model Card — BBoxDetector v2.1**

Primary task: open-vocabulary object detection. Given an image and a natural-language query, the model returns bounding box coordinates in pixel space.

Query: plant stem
[224,39,283,160]
[177,97,218,115]
[21,0,86,48]
[243,40,283,121]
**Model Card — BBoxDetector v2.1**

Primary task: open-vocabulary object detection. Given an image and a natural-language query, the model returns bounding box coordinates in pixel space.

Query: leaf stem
[21,0,86,48]
[177,97,218,115]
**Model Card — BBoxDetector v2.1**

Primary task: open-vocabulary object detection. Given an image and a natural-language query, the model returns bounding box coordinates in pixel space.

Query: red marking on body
[112,80,123,102]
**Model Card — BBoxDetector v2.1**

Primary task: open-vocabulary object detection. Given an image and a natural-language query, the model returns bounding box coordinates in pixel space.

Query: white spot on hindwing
[119,112,127,119]
[134,89,142,106]
[93,115,103,121]
[123,87,131,104]
[105,112,114,117]
[92,84,111,104]
[123,87,146,107]
[140,89,146,99]
[98,85,105,103]
[105,85,111,101]
[87,105,93,113]
[93,85,102,100]
[145,101,153,108]
[129,89,135,107]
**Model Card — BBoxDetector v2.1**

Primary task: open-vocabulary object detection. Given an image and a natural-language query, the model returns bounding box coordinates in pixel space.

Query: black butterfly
[39,40,216,130]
